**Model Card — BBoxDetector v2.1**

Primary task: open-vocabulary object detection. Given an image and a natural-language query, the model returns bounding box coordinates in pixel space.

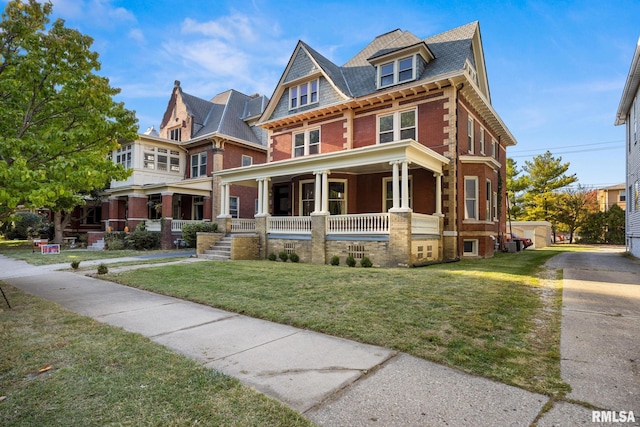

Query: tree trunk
[52,211,72,244]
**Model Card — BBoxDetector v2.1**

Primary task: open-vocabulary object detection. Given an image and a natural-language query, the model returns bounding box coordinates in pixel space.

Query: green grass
[106,249,571,396]
[0,240,192,266]
[0,284,312,426]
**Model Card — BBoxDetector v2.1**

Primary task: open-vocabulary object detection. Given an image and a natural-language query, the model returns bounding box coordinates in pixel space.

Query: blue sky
[5,0,639,188]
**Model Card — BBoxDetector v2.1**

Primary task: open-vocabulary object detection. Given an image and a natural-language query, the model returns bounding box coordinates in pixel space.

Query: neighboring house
[214,22,517,266]
[102,82,269,248]
[597,183,626,212]
[615,37,640,258]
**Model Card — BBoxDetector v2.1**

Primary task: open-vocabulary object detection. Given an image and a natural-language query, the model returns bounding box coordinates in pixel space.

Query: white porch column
[262,177,270,215]
[257,179,264,215]
[256,179,264,215]
[434,172,443,215]
[401,160,410,210]
[321,170,330,213]
[220,183,228,216]
[314,171,322,213]
[391,161,400,210]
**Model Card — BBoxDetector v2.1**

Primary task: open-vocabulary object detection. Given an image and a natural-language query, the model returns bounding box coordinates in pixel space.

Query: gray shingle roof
[329,22,479,98]
[182,89,268,146]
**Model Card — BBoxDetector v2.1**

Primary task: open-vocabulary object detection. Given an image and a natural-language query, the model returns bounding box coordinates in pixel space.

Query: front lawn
[0,284,312,426]
[106,249,570,397]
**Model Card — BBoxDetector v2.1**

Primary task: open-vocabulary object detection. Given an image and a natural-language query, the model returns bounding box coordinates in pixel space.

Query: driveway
[546,246,640,419]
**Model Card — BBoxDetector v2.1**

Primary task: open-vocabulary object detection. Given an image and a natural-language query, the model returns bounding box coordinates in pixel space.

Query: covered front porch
[213,139,449,266]
[104,177,213,248]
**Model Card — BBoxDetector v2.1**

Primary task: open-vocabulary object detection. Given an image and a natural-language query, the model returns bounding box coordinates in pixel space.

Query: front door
[273,184,291,216]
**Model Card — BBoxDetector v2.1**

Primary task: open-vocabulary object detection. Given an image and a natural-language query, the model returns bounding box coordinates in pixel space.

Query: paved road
[546,246,640,423]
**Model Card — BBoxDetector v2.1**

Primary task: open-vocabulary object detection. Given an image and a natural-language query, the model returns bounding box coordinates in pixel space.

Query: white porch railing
[268,216,312,234]
[145,220,161,232]
[327,213,389,234]
[144,219,209,232]
[231,218,256,233]
[171,219,209,232]
[411,213,440,235]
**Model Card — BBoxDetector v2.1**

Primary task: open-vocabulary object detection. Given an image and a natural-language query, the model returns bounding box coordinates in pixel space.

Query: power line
[509,145,624,158]
[508,139,624,155]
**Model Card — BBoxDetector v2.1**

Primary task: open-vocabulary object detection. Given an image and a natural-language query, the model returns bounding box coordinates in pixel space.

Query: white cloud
[128,28,145,44]
[50,0,135,27]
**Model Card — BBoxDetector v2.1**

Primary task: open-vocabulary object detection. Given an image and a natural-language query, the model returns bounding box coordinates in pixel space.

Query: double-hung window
[289,79,318,109]
[378,55,415,88]
[378,109,416,143]
[229,197,239,219]
[480,128,485,155]
[293,129,320,157]
[190,152,207,177]
[115,144,132,169]
[486,180,492,221]
[464,177,478,220]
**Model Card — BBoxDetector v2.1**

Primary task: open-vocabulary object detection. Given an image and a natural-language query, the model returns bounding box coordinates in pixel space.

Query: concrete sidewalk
[0,252,634,426]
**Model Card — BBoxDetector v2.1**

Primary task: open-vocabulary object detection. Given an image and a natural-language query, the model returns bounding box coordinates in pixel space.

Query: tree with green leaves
[0,0,137,241]
[555,186,598,243]
[520,151,577,240]
[506,157,528,220]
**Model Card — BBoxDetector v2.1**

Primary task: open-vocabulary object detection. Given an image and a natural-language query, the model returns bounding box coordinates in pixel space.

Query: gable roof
[162,81,269,147]
[615,37,640,125]
[261,21,490,122]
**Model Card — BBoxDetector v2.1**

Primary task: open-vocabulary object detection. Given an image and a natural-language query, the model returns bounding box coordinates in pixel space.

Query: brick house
[101,82,268,248]
[213,22,517,266]
[615,36,640,257]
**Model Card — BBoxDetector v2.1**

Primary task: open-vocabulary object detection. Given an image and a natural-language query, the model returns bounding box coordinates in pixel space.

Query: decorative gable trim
[260,42,351,124]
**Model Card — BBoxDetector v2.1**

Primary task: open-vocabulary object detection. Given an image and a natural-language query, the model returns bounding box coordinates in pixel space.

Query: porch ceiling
[215,139,449,186]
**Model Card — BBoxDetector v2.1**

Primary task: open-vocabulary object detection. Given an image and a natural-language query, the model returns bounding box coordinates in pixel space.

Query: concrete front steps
[200,236,231,260]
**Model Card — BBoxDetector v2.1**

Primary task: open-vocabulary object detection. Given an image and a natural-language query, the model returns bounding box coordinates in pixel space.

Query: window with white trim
[463,240,478,256]
[293,129,320,157]
[169,127,181,141]
[377,56,415,88]
[289,79,318,109]
[328,181,346,215]
[242,155,253,167]
[468,118,474,154]
[229,196,239,218]
[142,146,180,172]
[383,176,412,211]
[190,152,207,177]
[115,144,132,169]
[378,109,416,143]
[480,128,485,154]
[299,179,346,215]
[491,139,497,158]
[300,181,315,216]
[493,191,498,220]
[464,177,478,220]
[486,180,492,221]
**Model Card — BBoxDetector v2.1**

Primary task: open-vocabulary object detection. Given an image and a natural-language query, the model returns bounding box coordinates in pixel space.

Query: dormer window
[377,55,415,88]
[289,79,319,110]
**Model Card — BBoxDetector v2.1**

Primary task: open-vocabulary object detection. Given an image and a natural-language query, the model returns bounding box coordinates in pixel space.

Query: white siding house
[616,37,640,257]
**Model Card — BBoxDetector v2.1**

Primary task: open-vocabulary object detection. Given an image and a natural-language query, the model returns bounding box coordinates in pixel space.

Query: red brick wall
[319,119,346,153]
[230,184,258,218]
[353,115,376,148]
[417,100,448,154]
[223,144,267,169]
[271,133,293,161]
